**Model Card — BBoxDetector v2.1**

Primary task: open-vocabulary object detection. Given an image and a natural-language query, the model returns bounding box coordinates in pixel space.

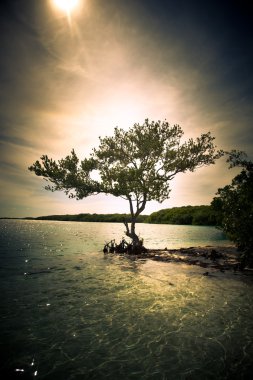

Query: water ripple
[0,220,252,379]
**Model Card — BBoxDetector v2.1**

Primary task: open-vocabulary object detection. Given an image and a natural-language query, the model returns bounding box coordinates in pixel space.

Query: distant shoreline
[0,205,220,226]
[0,215,147,223]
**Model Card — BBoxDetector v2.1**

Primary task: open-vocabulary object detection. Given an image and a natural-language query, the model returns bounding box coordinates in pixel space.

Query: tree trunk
[123,218,140,246]
[122,196,147,253]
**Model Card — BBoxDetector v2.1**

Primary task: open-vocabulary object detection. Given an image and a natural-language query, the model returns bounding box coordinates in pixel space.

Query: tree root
[103,239,148,254]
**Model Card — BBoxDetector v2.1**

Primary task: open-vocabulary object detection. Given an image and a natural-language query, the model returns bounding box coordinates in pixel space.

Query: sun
[53,0,79,13]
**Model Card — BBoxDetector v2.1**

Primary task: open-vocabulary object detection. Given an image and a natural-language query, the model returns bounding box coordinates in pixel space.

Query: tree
[211,150,253,267]
[29,119,222,251]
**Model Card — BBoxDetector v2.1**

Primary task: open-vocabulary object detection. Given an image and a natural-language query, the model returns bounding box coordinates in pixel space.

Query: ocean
[0,220,252,379]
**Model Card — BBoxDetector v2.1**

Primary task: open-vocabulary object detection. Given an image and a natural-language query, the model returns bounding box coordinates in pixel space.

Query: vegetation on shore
[18,204,218,226]
[212,151,253,268]
[25,213,147,223]
[146,205,218,225]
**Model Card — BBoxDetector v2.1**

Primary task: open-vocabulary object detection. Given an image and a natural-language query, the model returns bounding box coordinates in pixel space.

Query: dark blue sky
[0,0,253,217]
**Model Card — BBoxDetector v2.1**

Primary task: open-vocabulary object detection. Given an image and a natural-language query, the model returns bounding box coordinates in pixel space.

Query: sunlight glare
[53,0,79,13]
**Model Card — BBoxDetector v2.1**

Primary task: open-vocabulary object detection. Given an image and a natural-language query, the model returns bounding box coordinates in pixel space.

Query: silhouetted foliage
[147,205,218,226]
[0,208,221,225]
[34,213,147,223]
[23,206,218,226]
[29,119,222,248]
[212,151,253,267]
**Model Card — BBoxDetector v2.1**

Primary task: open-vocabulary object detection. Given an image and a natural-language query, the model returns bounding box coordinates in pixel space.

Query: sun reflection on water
[0,220,253,379]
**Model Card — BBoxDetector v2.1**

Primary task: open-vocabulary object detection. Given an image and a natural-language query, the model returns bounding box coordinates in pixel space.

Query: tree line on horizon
[26,204,218,226]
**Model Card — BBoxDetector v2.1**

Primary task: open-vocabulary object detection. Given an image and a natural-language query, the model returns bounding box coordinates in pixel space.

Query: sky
[0,0,253,218]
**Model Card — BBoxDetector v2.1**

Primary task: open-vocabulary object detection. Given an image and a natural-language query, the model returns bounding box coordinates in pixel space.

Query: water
[0,220,252,379]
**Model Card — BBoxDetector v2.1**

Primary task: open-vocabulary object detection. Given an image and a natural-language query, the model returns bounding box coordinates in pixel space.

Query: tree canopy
[211,150,253,266]
[29,119,222,249]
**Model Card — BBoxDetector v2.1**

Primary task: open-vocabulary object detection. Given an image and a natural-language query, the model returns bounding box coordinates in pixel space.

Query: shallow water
[0,220,252,379]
